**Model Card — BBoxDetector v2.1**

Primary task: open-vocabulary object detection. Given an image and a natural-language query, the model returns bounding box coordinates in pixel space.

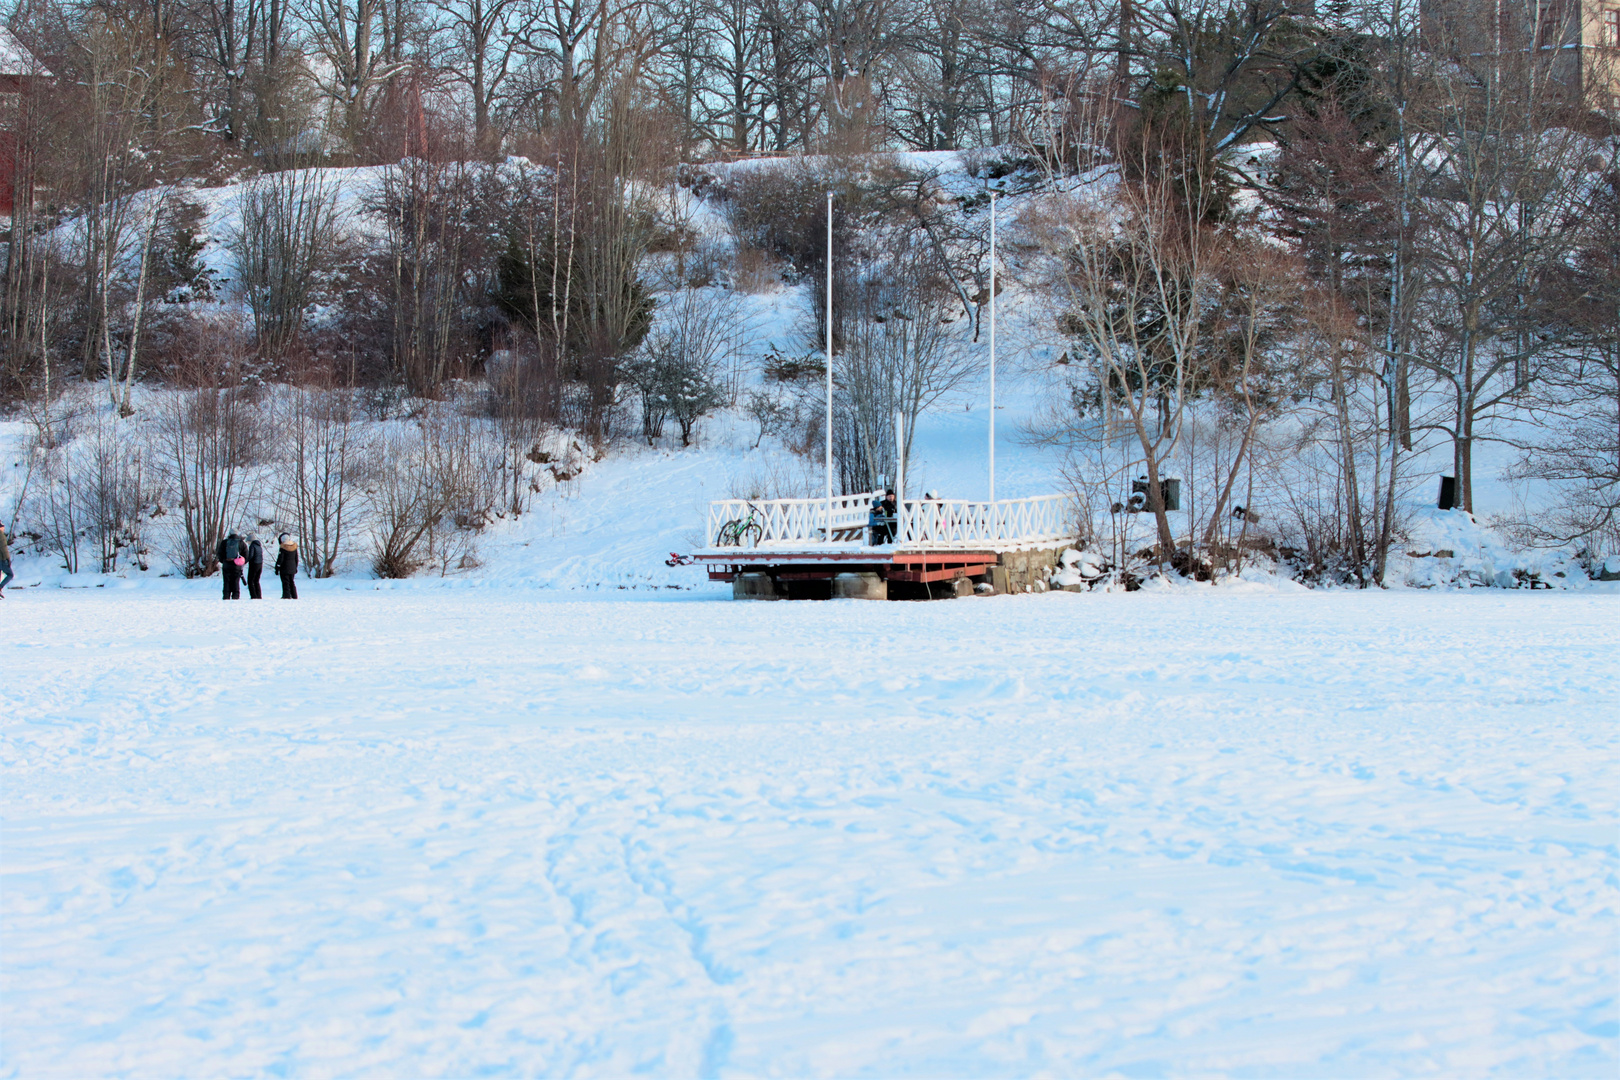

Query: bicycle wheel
[742,522,764,547]
[717,520,743,547]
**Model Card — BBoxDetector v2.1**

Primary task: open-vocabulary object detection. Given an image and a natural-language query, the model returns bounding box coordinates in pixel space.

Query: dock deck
[687,491,1077,595]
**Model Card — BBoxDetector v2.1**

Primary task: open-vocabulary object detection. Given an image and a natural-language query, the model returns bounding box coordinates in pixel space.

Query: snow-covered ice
[3,587,1616,1077]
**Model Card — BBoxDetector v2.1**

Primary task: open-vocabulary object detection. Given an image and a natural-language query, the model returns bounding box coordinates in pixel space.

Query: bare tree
[1263,78,1410,581]
[1040,134,1217,560]
[37,442,85,574]
[116,188,178,415]
[1402,0,1590,513]
[1501,164,1620,553]
[521,0,649,130]
[277,384,362,576]
[807,0,905,152]
[72,5,190,415]
[230,167,342,362]
[628,287,740,445]
[0,16,64,403]
[429,0,536,155]
[1196,238,1294,551]
[698,0,765,152]
[305,0,418,155]
[29,391,101,574]
[366,424,445,577]
[374,158,485,393]
[756,0,819,149]
[488,340,552,515]
[79,409,152,572]
[1133,0,1308,158]
[885,0,992,151]
[157,369,264,576]
[183,0,266,143]
[830,240,976,491]
[500,96,661,443]
[365,407,496,576]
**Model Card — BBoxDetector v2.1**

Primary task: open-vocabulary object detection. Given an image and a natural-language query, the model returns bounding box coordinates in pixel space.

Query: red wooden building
[0,28,51,218]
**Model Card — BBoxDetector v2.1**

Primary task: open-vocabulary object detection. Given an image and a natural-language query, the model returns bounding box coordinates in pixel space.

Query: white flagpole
[894,409,905,541]
[826,192,834,542]
[988,191,997,505]
[894,409,905,501]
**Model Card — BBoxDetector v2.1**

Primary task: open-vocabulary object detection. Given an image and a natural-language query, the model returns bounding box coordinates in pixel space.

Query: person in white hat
[274,533,300,599]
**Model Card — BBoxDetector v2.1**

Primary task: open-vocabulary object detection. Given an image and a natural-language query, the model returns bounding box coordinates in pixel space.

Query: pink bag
[234,557,245,566]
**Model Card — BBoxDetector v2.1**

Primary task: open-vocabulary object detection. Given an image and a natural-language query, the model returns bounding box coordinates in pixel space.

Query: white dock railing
[705,492,1075,550]
[707,492,881,548]
[897,494,1072,548]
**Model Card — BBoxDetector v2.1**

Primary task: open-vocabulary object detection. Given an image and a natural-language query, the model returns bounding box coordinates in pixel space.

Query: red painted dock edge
[700,550,1000,584]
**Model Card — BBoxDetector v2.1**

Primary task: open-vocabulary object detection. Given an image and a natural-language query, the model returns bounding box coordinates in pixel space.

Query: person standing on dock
[869,490,897,544]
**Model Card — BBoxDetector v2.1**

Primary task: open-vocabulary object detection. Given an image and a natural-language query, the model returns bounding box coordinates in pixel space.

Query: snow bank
[1396,508,1594,589]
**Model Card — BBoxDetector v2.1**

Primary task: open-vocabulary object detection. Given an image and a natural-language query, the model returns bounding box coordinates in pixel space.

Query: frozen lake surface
[2,587,1616,1077]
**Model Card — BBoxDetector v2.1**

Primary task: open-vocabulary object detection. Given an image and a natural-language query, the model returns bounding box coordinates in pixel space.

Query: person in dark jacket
[216,531,248,599]
[245,535,265,599]
[0,521,13,598]
[868,490,898,545]
[274,533,300,599]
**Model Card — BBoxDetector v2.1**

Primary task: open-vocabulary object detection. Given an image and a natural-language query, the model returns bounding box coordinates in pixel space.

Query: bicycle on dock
[716,502,766,547]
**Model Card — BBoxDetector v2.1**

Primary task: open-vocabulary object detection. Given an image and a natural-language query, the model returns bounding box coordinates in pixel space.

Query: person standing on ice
[245,535,265,599]
[274,534,299,599]
[216,531,248,600]
[0,522,13,598]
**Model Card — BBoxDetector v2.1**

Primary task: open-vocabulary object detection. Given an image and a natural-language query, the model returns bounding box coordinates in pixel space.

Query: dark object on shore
[1438,476,1457,511]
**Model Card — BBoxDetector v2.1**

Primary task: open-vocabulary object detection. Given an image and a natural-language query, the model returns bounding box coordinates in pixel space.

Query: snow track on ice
[2,589,1616,1077]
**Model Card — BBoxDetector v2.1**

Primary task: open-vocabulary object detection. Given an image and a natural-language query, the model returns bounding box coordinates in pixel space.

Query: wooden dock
[686,491,1077,598]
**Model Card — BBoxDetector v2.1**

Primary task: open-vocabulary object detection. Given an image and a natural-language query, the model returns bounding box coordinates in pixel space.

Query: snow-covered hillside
[13,150,1607,596]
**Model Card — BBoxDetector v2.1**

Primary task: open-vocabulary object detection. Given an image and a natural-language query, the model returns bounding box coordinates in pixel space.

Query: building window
[1607,9,1620,47]
[1538,0,1567,47]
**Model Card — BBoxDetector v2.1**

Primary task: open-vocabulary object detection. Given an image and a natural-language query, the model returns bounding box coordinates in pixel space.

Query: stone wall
[991,546,1067,594]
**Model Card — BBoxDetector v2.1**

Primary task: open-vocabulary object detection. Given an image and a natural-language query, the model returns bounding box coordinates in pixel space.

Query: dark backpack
[223,537,241,563]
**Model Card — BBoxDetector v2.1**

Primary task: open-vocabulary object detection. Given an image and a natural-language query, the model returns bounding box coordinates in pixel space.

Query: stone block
[733,573,780,600]
[832,572,887,600]
[993,546,1067,594]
